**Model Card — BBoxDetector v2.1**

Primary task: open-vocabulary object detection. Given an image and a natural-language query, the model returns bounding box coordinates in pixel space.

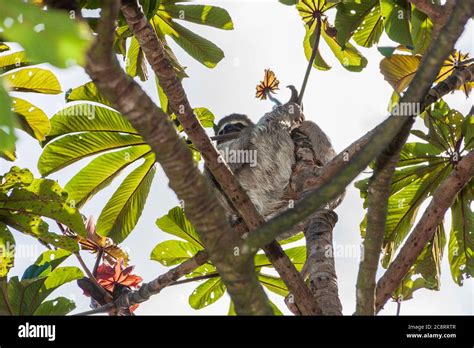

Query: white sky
[1,0,473,315]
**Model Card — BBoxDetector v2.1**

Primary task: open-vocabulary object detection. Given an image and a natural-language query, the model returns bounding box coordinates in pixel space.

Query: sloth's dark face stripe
[218,122,247,135]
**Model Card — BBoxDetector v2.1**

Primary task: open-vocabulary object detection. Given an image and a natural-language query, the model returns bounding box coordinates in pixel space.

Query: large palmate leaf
[0,167,83,252]
[0,250,80,315]
[295,0,367,72]
[40,80,215,243]
[0,0,91,68]
[380,51,473,94]
[38,99,151,243]
[355,100,474,297]
[124,1,233,74]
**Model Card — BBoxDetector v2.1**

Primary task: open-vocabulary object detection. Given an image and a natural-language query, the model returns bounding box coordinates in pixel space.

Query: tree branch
[305,210,342,315]
[120,0,319,315]
[375,150,474,312]
[355,0,473,315]
[423,64,474,107]
[85,0,272,315]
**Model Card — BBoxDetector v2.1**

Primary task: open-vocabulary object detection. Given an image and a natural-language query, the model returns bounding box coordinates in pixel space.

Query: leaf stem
[298,15,322,105]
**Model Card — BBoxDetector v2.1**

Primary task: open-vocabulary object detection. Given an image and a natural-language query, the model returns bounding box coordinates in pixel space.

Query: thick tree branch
[423,64,474,107]
[242,0,472,254]
[355,0,473,315]
[120,0,319,315]
[305,210,342,315]
[375,150,474,312]
[85,0,272,315]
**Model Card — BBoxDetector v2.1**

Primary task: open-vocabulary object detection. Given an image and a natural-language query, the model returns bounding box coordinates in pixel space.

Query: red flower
[95,260,142,293]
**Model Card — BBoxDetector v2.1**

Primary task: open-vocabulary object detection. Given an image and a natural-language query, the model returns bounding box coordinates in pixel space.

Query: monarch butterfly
[256,69,280,100]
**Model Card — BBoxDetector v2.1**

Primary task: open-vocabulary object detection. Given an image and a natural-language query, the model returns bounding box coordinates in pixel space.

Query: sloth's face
[217,121,248,136]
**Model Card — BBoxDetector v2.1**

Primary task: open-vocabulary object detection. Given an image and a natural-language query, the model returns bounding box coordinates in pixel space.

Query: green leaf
[321,21,368,72]
[39,131,145,176]
[304,28,331,71]
[2,68,61,94]
[0,43,9,52]
[34,296,76,315]
[96,153,156,243]
[448,184,473,285]
[126,36,148,81]
[279,0,298,5]
[154,15,224,68]
[462,114,473,150]
[259,273,289,297]
[395,224,445,300]
[0,51,29,74]
[0,168,87,238]
[334,0,380,46]
[0,210,79,253]
[150,239,202,266]
[379,54,421,93]
[162,4,234,30]
[66,82,113,108]
[353,3,384,48]
[381,165,450,266]
[189,276,225,309]
[194,107,215,128]
[44,104,137,142]
[380,0,413,47]
[0,79,16,152]
[64,145,151,208]
[11,97,50,141]
[0,222,15,277]
[0,0,91,68]
[410,8,433,54]
[33,249,71,270]
[279,231,305,245]
[0,250,78,315]
[156,206,203,248]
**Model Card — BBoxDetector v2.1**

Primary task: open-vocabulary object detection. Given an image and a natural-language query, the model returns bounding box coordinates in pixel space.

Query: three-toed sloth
[206,101,338,223]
